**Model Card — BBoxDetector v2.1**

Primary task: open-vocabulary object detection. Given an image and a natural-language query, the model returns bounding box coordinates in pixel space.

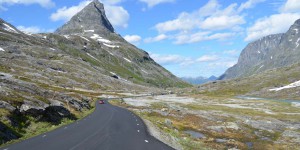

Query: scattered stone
[184,130,206,139]
[164,119,172,127]
[215,138,228,143]
[207,126,224,132]
[0,100,16,111]
[49,100,64,107]
[161,108,168,112]
[281,130,300,143]
[225,122,239,130]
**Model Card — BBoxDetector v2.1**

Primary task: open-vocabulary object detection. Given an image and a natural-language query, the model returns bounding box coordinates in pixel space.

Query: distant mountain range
[181,76,217,85]
[220,19,300,80]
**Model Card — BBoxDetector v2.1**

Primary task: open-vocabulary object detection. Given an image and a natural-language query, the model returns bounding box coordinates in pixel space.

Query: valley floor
[111,94,300,150]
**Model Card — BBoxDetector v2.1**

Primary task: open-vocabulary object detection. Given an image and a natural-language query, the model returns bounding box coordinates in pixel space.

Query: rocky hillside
[220,18,300,80]
[0,0,188,144]
[199,62,300,99]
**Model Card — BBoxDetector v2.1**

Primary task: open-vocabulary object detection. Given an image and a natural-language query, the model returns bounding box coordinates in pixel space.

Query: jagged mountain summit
[55,0,114,36]
[220,18,300,80]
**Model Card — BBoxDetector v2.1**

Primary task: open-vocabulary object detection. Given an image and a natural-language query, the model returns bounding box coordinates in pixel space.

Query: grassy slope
[198,62,300,99]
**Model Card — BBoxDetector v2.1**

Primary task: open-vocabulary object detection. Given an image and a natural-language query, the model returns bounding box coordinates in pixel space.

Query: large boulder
[19,100,45,118]
[49,99,64,107]
[19,100,46,113]
[43,106,73,124]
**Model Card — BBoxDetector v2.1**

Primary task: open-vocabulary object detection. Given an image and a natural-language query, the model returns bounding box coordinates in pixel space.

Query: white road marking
[137,130,140,133]
[136,119,138,122]
[137,124,139,126]
[42,135,46,138]
[145,140,149,143]
[64,127,68,129]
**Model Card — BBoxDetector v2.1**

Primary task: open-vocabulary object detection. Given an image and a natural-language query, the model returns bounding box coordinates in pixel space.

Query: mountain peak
[0,18,22,34]
[295,18,300,25]
[55,0,114,36]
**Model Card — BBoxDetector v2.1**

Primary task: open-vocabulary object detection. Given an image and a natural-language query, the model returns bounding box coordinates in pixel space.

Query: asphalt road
[1,100,174,150]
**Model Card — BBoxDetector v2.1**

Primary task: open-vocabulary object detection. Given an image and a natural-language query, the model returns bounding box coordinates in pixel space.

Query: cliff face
[220,19,300,80]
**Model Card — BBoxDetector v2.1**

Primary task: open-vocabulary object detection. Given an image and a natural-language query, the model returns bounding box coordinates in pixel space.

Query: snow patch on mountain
[2,23,18,33]
[269,80,300,91]
[87,53,98,61]
[124,57,132,63]
[90,34,111,43]
[84,30,94,33]
[79,36,90,42]
[103,43,119,48]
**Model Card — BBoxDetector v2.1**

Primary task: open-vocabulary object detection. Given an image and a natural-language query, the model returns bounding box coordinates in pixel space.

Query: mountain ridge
[220,18,300,80]
[181,76,217,85]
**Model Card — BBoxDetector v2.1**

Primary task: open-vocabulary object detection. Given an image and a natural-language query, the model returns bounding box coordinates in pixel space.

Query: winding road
[1,100,174,150]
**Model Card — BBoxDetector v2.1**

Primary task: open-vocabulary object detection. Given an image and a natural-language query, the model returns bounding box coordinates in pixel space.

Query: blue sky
[1,0,300,78]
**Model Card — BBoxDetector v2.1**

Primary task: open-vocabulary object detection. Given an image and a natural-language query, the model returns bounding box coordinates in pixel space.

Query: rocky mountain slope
[220,18,300,80]
[0,0,188,144]
[199,62,300,99]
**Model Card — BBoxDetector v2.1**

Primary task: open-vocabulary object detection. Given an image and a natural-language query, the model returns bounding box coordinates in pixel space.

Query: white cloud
[144,34,168,43]
[197,55,218,62]
[0,0,55,8]
[154,1,246,33]
[223,50,240,56]
[124,35,141,44]
[174,32,235,44]
[50,1,90,22]
[100,0,122,5]
[105,5,129,28]
[152,0,264,44]
[150,53,194,66]
[280,0,300,13]
[201,15,245,30]
[155,12,200,33]
[139,0,175,8]
[208,61,237,68]
[245,0,300,41]
[245,13,300,41]
[198,0,220,17]
[17,26,53,33]
[50,0,129,28]
[238,0,265,12]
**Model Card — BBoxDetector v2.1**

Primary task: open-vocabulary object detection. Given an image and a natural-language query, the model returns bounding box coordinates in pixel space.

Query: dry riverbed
[111,94,300,150]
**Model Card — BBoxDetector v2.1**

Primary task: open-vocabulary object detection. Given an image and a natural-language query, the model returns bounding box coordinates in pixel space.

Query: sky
[1,0,300,78]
